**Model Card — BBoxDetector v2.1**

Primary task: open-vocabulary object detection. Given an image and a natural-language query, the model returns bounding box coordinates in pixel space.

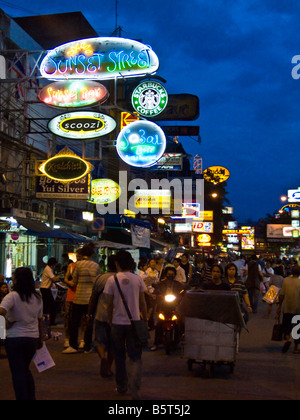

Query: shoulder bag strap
[114,274,133,322]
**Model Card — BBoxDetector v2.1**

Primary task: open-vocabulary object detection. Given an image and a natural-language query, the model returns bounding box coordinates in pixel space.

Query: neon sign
[40,37,159,80]
[48,111,116,140]
[203,166,230,184]
[38,147,93,182]
[88,179,121,204]
[116,120,166,168]
[38,80,109,108]
[131,81,168,117]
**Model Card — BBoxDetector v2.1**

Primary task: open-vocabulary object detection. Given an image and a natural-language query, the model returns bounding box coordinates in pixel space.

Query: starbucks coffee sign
[131,81,168,117]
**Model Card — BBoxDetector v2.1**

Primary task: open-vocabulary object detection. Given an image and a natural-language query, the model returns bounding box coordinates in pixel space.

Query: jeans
[5,337,38,400]
[111,324,143,396]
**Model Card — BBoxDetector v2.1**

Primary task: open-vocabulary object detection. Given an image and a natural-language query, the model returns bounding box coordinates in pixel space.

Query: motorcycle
[156,289,185,355]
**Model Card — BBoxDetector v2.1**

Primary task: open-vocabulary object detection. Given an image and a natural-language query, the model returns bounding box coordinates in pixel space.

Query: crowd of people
[0,248,300,400]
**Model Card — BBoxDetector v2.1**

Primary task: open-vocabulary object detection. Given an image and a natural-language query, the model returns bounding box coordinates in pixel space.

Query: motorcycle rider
[150,267,185,351]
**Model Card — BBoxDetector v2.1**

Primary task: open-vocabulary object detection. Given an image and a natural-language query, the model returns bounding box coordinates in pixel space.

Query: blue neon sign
[116,121,166,168]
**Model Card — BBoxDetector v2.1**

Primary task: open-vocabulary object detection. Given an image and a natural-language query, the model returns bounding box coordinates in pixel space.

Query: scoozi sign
[116,120,166,168]
[40,37,159,80]
[38,80,109,108]
[48,112,116,140]
[131,81,168,117]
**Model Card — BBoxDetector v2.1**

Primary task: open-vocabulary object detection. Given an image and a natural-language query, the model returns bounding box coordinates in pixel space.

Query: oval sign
[38,80,109,108]
[40,37,159,80]
[116,120,166,168]
[48,111,116,140]
[39,155,91,182]
[132,81,168,117]
[203,166,230,184]
[88,179,121,204]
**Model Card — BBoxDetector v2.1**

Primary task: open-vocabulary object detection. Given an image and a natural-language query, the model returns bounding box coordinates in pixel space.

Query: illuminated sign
[131,81,168,117]
[40,37,159,81]
[38,80,109,108]
[174,223,192,233]
[203,166,230,184]
[196,234,211,247]
[288,188,300,203]
[192,222,213,233]
[182,203,200,218]
[121,112,140,130]
[151,153,183,171]
[38,147,93,182]
[134,189,171,209]
[36,175,89,199]
[88,179,121,204]
[116,120,166,167]
[48,111,116,140]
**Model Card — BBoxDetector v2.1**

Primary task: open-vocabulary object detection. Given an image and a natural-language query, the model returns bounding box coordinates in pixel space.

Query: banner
[131,226,150,248]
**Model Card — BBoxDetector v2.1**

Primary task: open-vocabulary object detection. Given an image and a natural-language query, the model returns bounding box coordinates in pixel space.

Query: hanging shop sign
[38,80,109,108]
[150,153,183,171]
[38,147,93,183]
[131,81,168,117]
[116,120,166,168]
[40,37,159,81]
[88,179,121,204]
[48,111,116,140]
[288,188,300,203]
[203,166,230,184]
[196,234,211,247]
[36,175,89,200]
[192,222,214,233]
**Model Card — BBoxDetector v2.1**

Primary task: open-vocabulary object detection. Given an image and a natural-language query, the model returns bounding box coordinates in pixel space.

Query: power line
[0,1,38,15]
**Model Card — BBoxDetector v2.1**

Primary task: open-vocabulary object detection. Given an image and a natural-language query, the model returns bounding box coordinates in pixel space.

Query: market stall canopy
[95,240,136,249]
[179,290,247,330]
[23,229,92,242]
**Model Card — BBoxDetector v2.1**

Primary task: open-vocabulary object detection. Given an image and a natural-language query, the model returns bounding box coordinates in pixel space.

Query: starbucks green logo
[131,81,168,117]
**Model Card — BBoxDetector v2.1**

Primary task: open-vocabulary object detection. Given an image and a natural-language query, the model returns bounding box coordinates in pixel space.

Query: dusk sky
[1,0,300,222]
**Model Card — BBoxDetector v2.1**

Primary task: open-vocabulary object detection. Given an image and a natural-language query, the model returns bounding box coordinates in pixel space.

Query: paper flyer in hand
[33,343,55,373]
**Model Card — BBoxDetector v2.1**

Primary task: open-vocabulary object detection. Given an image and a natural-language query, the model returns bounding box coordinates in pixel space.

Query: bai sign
[131,81,168,117]
[40,37,159,81]
[48,111,116,140]
[116,120,166,168]
[38,80,109,108]
[89,179,121,204]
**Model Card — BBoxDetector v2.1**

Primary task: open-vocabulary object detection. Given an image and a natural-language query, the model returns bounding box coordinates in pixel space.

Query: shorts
[94,320,111,351]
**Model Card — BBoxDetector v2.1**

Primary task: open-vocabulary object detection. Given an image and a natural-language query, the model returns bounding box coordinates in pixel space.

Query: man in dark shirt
[202,264,230,291]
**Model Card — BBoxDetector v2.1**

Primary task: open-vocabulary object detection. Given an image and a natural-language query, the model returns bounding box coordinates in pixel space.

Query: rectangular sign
[192,222,214,233]
[151,153,183,171]
[134,190,171,209]
[36,175,89,199]
[267,224,291,238]
[160,126,200,137]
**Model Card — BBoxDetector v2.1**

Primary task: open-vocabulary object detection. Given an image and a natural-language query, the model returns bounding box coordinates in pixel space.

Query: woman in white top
[0,267,43,400]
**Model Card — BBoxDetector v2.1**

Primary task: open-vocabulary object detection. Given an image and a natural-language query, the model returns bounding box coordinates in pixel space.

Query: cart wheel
[187,359,194,371]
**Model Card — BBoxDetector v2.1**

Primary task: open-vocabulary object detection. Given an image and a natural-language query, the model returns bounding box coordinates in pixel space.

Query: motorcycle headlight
[165,294,176,303]
[158,313,165,320]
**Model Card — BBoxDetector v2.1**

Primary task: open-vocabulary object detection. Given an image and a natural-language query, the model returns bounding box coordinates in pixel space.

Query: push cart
[180,290,247,377]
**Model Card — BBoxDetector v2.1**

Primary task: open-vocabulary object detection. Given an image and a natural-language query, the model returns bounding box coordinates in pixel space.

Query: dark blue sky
[2,0,300,222]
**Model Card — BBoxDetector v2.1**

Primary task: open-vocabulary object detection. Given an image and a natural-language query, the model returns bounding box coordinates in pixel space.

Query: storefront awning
[23,229,92,242]
[16,217,51,232]
[95,240,136,249]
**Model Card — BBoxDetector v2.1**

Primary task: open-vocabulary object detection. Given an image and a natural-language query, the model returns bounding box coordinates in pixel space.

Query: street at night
[1,300,300,401]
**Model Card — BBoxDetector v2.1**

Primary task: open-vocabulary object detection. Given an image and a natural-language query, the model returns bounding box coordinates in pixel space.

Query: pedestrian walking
[40,258,60,326]
[104,250,148,400]
[276,265,300,354]
[0,267,43,400]
[88,255,117,378]
[63,243,100,354]
[244,254,264,314]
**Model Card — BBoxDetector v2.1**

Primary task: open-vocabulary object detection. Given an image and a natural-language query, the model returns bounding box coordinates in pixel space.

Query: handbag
[114,274,150,347]
[271,319,283,341]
